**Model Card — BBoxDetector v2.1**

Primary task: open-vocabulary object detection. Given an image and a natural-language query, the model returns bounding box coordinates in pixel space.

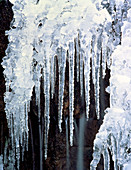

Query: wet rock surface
[0,2,112,170]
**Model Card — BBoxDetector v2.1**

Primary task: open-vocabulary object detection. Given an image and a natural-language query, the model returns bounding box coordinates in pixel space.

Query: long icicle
[95,32,102,119]
[111,135,118,170]
[58,48,66,132]
[84,47,91,120]
[69,41,74,146]
[91,35,96,86]
[25,102,29,151]
[80,46,84,97]
[51,55,55,99]
[43,50,50,159]
[103,147,110,170]
[76,36,80,82]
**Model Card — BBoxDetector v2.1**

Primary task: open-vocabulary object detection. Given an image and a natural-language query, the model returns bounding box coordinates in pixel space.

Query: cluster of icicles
[1,0,131,169]
[91,8,131,170]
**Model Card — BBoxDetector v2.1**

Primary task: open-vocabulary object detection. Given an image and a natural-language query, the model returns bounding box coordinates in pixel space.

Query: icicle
[90,136,102,170]
[69,41,74,146]
[50,55,55,99]
[91,35,96,86]
[116,124,122,165]
[95,32,102,119]
[102,32,108,78]
[58,48,66,132]
[80,46,84,97]
[101,46,107,78]
[76,36,80,82]
[84,48,91,120]
[14,109,20,169]
[0,155,3,170]
[10,113,14,150]
[54,56,57,87]
[95,56,100,119]
[34,65,41,120]
[43,50,50,159]
[16,145,20,170]
[25,102,29,151]
[19,105,25,146]
[4,141,7,166]
[111,135,118,170]
[9,149,15,170]
[103,147,110,170]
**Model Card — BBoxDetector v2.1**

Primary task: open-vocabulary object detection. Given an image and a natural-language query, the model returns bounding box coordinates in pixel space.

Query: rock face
[0,1,111,170]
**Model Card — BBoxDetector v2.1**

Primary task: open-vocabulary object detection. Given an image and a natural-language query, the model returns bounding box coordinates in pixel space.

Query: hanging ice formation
[1,0,130,167]
[90,7,131,170]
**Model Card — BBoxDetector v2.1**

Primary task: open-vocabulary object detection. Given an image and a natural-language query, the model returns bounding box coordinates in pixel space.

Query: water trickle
[77,114,85,170]
[65,118,70,170]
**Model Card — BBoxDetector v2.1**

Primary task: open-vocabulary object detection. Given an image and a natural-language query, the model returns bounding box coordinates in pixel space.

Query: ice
[2,0,131,168]
[80,44,84,96]
[103,148,110,170]
[123,161,131,170]
[83,45,91,119]
[69,41,75,146]
[43,49,51,159]
[75,36,80,82]
[90,7,131,169]
[0,155,3,170]
[50,56,55,99]
[58,48,66,132]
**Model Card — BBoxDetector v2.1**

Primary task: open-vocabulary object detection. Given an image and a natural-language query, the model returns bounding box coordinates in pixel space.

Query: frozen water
[2,0,131,168]
[123,161,131,170]
[91,8,131,169]
[0,155,3,170]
